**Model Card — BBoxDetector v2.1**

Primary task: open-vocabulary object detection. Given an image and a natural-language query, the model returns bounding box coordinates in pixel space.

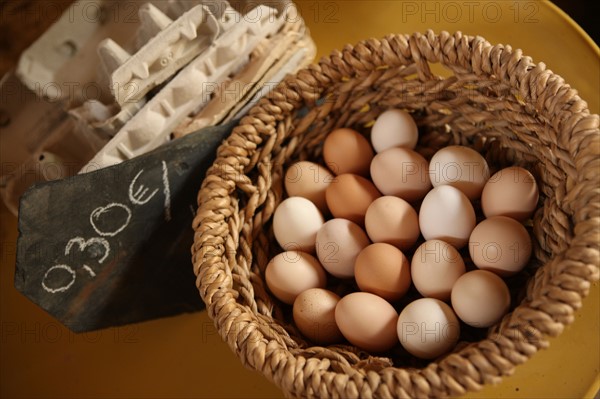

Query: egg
[293,288,344,345]
[315,218,370,278]
[411,240,466,301]
[273,197,324,252]
[370,147,431,202]
[371,109,418,153]
[428,145,490,200]
[284,161,335,213]
[265,251,327,305]
[323,128,374,176]
[325,173,381,226]
[481,166,539,221]
[397,298,460,359]
[451,270,511,328]
[364,196,420,250]
[335,292,399,352]
[469,216,532,276]
[354,243,411,301]
[419,185,476,249]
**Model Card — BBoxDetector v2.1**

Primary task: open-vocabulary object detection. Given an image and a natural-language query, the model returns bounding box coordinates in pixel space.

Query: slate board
[15,120,238,332]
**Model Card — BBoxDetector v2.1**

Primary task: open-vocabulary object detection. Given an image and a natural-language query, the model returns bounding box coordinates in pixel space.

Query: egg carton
[68,99,147,142]
[3,0,218,213]
[72,1,231,137]
[164,0,231,20]
[67,1,224,141]
[15,0,152,106]
[69,0,260,144]
[4,0,312,213]
[166,0,292,19]
[104,3,222,106]
[3,0,147,215]
[173,15,315,135]
[81,4,286,171]
[15,0,232,137]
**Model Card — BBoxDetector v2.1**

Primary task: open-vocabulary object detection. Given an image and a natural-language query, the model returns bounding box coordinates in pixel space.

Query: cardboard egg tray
[1,0,315,213]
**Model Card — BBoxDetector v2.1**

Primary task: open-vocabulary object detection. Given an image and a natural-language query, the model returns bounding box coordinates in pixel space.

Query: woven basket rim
[192,30,600,398]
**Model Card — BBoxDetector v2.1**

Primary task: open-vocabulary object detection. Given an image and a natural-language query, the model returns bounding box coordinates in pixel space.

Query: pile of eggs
[266,109,539,359]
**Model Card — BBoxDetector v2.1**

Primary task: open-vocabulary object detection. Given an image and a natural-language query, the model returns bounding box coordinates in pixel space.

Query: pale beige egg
[265,251,327,305]
[411,240,466,301]
[428,145,490,200]
[371,109,418,153]
[370,147,431,202]
[315,218,370,279]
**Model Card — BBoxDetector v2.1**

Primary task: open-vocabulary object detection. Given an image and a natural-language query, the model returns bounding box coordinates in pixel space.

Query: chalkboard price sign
[15,121,238,332]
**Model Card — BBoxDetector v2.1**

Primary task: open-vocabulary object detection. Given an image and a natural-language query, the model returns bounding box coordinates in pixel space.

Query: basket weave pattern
[192,31,600,398]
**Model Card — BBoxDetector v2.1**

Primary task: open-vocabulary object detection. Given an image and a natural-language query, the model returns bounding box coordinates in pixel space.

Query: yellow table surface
[1,1,598,398]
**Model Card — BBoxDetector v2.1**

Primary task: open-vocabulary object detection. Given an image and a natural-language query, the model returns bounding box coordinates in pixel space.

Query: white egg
[419,185,476,249]
[273,197,324,252]
[397,298,460,359]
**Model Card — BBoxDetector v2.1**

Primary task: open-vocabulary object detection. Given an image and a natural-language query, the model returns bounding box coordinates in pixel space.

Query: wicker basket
[191,30,600,398]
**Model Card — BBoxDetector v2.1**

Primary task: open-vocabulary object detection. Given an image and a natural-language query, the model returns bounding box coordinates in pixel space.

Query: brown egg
[469,216,532,276]
[335,292,399,352]
[370,147,431,202]
[364,196,420,250]
[293,288,344,345]
[265,251,327,305]
[451,270,511,328]
[481,166,539,221]
[284,161,335,213]
[355,243,411,301]
[323,128,374,176]
[325,174,381,226]
[411,240,466,301]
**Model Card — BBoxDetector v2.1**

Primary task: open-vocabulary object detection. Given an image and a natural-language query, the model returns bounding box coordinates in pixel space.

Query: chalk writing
[42,265,76,294]
[161,161,171,222]
[128,169,159,205]
[41,161,171,294]
[89,203,132,237]
[65,237,110,264]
